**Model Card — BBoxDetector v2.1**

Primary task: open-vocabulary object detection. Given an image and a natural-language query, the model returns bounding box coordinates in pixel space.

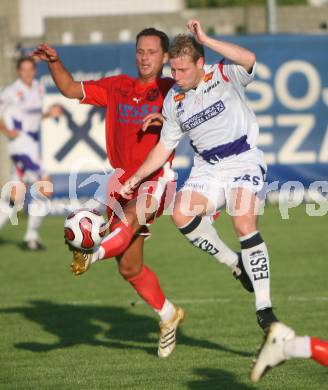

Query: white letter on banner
[275,60,321,110]
[306,181,328,217]
[319,125,328,163]
[257,115,276,164]
[277,114,316,164]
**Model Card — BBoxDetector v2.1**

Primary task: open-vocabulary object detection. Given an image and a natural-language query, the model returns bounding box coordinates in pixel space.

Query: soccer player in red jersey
[251,322,328,382]
[33,29,184,358]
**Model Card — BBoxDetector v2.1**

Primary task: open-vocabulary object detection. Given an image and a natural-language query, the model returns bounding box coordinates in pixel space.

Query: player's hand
[120,175,142,199]
[6,129,19,139]
[142,113,164,131]
[187,19,208,44]
[32,43,60,63]
[47,104,63,118]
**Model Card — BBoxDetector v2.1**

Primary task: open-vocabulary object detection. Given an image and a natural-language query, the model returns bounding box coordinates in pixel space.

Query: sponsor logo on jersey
[176,101,184,118]
[17,91,24,101]
[146,88,159,102]
[182,100,225,132]
[204,80,220,94]
[25,108,43,114]
[204,71,214,82]
[174,93,185,102]
[118,103,159,124]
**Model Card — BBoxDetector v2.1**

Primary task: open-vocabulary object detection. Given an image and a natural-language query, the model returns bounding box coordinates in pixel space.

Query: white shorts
[8,133,43,184]
[180,149,267,211]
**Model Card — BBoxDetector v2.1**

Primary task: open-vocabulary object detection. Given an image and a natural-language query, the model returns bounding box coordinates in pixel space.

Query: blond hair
[169,34,205,63]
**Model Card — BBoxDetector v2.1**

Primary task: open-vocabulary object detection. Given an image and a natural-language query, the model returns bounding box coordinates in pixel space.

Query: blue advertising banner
[33,34,328,201]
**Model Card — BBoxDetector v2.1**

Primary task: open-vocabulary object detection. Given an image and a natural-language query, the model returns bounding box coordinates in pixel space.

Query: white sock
[155,299,176,322]
[240,231,272,310]
[179,216,238,269]
[91,249,101,263]
[284,336,311,359]
[24,214,43,242]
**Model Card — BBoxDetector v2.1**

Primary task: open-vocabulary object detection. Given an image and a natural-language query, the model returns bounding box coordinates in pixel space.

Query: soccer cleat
[70,250,93,276]
[233,252,254,293]
[158,304,185,358]
[256,307,279,332]
[20,240,45,251]
[250,322,295,383]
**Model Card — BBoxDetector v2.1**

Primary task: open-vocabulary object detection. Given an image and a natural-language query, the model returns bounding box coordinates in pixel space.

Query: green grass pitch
[0,205,327,389]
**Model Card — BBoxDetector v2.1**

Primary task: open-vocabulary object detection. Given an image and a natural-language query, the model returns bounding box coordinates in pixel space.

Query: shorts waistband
[27,131,40,142]
[191,135,250,164]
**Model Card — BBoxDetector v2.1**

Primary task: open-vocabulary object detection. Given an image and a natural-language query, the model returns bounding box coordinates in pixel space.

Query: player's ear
[162,52,169,65]
[196,56,205,70]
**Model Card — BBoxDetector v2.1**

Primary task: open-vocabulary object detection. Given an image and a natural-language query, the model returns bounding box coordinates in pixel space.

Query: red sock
[100,221,133,259]
[128,266,165,310]
[311,337,328,366]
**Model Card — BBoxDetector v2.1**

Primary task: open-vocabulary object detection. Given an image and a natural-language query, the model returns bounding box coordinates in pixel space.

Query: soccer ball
[64,208,107,250]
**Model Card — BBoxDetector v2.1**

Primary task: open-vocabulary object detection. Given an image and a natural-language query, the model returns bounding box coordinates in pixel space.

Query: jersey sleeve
[160,92,184,151]
[218,59,256,88]
[80,77,112,107]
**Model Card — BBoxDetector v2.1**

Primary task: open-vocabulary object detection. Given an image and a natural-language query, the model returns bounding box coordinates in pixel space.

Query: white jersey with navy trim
[0,79,44,181]
[160,60,264,167]
[0,78,44,156]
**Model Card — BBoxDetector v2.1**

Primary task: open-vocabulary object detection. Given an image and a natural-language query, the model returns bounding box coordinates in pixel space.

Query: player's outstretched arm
[187,19,255,72]
[32,43,83,99]
[121,141,172,199]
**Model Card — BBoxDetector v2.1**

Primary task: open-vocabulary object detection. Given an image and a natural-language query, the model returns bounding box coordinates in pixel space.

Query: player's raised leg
[117,234,184,358]
[251,322,328,382]
[230,187,278,330]
[172,190,253,292]
[70,196,154,275]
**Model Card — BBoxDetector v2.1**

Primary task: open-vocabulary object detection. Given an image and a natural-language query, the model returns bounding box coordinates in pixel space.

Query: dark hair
[16,56,36,70]
[169,34,205,63]
[136,28,169,53]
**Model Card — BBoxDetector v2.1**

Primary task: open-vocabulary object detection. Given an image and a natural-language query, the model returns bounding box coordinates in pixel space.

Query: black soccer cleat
[256,307,279,332]
[233,252,254,293]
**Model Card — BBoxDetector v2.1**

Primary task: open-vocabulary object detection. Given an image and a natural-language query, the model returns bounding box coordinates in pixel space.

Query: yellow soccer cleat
[70,250,93,276]
[158,304,185,358]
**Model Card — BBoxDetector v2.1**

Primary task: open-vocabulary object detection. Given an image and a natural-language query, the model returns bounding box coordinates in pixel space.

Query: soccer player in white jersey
[0,57,61,250]
[122,19,279,331]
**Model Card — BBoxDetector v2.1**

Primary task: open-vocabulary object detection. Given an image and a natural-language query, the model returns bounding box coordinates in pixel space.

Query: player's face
[136,36,168,80]
[170,55,204,91]
[18,61,36,86]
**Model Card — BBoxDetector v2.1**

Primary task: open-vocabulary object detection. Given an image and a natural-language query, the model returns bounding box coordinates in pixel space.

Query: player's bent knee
[171,207,192,228]
[122,209,140,231]
[234,222,257,237]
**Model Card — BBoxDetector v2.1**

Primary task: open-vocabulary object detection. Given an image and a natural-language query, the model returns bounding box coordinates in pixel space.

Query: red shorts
[106,179,176,236]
